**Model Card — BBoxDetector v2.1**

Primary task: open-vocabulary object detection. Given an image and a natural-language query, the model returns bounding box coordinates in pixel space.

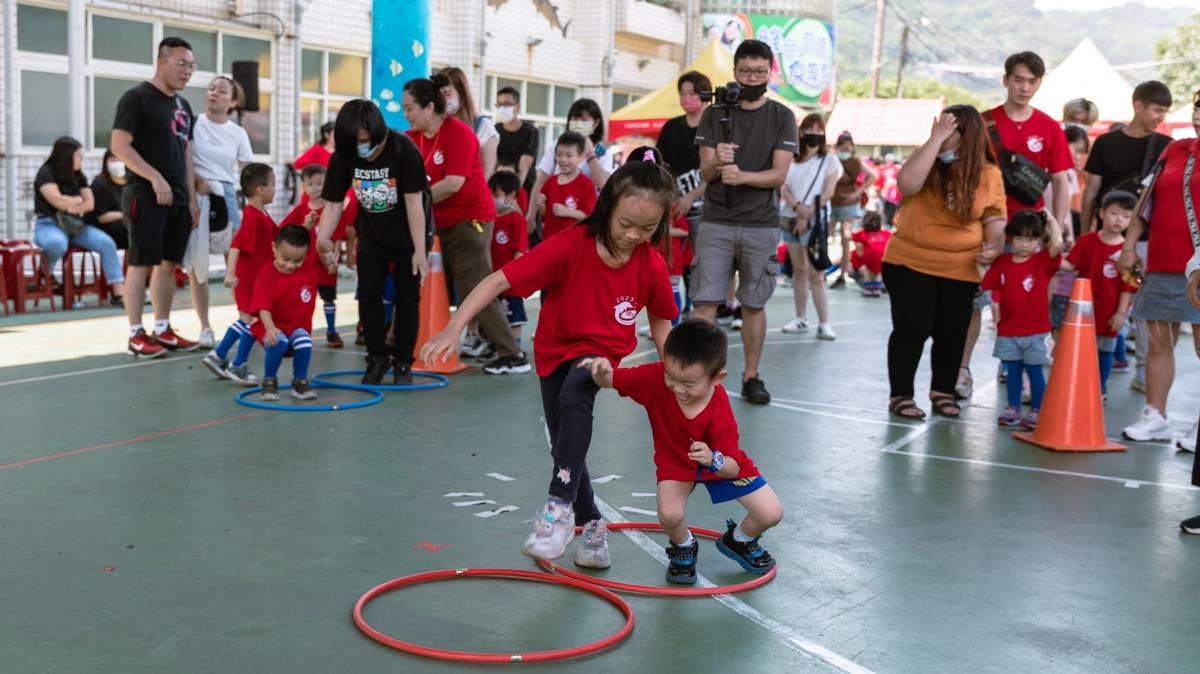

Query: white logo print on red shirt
[1026,136,1044,153]
[613,296,638,326]
[300,286,313,303]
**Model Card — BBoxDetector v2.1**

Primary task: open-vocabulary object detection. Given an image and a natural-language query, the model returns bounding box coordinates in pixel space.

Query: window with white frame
[299,48,369,156]
[481,75,578,159]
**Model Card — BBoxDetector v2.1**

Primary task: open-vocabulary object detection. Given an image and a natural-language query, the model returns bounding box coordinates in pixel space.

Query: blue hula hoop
[310,369,450,392]
[235,380,385,412]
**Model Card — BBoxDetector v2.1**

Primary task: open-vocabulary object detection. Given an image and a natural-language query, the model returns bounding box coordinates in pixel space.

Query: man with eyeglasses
[692,39,797,405]
[111,36,201,357]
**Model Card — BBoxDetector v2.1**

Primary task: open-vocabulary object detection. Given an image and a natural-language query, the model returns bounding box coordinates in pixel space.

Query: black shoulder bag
[983,110,1050,206]
[803,155,833,270]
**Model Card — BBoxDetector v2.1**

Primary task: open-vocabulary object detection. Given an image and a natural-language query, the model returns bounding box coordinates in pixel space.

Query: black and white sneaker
[483,352,532,374]
[202,352,231,380]
[665,538,699,585]
[290,379,317,400]
[741,376,771,405]
[1182,515,1200,535]
[715,519,775,574]
[392,359,414,385]
[260,377,280,401]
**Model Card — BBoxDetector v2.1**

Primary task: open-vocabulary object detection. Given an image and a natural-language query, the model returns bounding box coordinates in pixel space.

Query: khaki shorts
[690,222,779,310]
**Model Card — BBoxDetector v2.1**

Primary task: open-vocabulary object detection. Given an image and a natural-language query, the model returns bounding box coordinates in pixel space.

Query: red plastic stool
[0,256,9,316]
[2,246,56,313]
[62,246,107,309]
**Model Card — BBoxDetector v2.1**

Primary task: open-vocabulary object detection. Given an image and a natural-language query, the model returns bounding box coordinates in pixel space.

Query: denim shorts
[1130,272,1200,324]
[1097,335,1118,353]
[993,332,1052,365]
[502,295,527,326]
[778,215,812,245]
[830,203,864,221]
[699,474,767,504]
[973,288,992,310]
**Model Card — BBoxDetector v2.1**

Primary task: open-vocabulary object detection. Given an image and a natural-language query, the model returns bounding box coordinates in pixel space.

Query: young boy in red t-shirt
[981,209,1064,428]
[1061,190,1138,398]
[536,132,596,239]
[850,211,891,297]
[249,224,318,401]
[488,170,531,347]
[582,319,783,583]
[281,164,353,347]
[203,163,277,386]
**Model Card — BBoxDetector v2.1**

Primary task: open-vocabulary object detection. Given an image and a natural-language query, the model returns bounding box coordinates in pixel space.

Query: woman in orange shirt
[883,106,1007,419]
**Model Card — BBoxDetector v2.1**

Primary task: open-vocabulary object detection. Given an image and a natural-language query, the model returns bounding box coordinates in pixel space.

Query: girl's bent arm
[649,313,672,359]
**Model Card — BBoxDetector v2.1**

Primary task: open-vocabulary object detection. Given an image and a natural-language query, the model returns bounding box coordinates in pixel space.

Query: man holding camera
[692,39,797,405]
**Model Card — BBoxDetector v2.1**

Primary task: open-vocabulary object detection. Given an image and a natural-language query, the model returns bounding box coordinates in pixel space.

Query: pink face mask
[680,94,702,114]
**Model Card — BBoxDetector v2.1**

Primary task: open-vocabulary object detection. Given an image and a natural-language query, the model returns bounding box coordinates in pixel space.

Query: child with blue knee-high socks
[249,224,318,401]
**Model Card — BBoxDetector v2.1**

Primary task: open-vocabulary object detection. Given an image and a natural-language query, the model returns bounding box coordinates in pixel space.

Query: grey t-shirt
[695,100,797,227]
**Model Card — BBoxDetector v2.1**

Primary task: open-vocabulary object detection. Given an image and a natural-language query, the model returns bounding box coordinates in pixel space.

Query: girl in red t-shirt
[421,149,679,565]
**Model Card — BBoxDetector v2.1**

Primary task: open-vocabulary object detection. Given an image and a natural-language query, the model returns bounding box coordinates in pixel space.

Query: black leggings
[356,248,420,363]
[882,262,978,398]
[540,357,602,525]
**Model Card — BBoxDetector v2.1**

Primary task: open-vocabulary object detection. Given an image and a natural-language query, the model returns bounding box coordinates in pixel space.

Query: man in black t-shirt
[1081,80,1173,232]
[656,70,711,219]
[111,36,200,357]
[494,87,540,194]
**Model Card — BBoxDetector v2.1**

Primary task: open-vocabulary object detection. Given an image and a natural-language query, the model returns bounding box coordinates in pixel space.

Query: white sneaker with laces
[1122,405,1172,442]
[522,499,576,560]
[573,519,611,568]
[1178,423,1198,453]
[817,323,837,341]
[781,318,809,334]
[198,327,215,349]
[731,318,743,330]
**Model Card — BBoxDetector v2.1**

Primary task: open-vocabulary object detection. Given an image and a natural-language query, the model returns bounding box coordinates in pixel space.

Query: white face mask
[107,161,126,178]
[444,95,461,116]
[568,119,594,136]
[496,105,516,123]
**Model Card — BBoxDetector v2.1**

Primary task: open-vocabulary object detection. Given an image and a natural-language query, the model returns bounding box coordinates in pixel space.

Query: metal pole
[3,0,18,238]
[683,0,695,67]
[68,0,85,140]
[868,0,886,98]
[895,25,909,98]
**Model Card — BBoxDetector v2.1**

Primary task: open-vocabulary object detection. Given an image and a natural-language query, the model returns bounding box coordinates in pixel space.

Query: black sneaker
[354,321,366,346]
[260,377,280,401]
[830,275,846,289]
[362,356,390,385]
[1182,515,1200,534]
[715,519,775,574]
[391,359,414,385]
[290,378,317,400]
[483,352,532,374]
[665,538,699,585]
[741,376,771,405]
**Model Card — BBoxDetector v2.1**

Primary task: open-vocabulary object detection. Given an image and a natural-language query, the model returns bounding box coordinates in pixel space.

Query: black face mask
[739,82,767,102]
[802,133,824,148]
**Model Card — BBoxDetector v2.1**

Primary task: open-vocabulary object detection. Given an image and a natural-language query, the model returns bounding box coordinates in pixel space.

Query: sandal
[889,396,927,420]
[929,392,962,418]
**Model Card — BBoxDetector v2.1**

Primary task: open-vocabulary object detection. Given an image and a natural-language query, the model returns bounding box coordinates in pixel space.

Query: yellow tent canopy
[609,42,805,141]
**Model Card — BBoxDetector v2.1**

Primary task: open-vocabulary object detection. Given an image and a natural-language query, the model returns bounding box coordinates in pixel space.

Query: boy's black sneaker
[362,356,390,385]
[483,352,532,374]
[260,377,280,401]
[391,359,414,385]
[741,376,771,405]
[290,379,317,400]
[665,538,699,585]
[715,519,775,574]
[1181,515,1200,534]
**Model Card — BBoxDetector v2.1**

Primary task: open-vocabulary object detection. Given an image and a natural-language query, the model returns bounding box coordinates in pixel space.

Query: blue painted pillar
[371,0,431,131]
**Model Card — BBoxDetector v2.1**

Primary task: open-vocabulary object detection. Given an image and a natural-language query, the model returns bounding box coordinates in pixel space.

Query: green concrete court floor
[2,283,1199,673]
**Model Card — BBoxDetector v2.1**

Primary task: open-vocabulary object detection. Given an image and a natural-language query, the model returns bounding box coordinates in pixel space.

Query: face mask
[357,142,379,159]
[739,82,767,102]
[802,133,824,148]
[494,196,510,211]
[107,161,126,178]
[444,96,461,116]
[568,119,594,135]
[496,105,515,123]
[836,150,852,161]
[937,149,958,164]
[680,94,702,114]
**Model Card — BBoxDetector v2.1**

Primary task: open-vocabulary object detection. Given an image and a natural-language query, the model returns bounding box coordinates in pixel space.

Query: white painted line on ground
[485,472,515,481]
[474,505,519,518]
[453,499,496,507]
[594,497,878,674]
[630,492,656,498]
[617,506,658,516]
[592,474,622,484]
[443,491,485,498]
[0,354,203,387]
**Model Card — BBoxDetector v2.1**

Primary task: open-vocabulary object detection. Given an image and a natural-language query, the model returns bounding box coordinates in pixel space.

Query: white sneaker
[637,325,651,338]
[1122,405,1172,442]
[779,276,794,288]
[573,519,611,569]
[198,327,215,349]
[1178,423,1198,453]
[1130,376,1146,393]
[522,499,575,560]
[781,318,809,334]
[731,318,743,330]
[817,323,837,341]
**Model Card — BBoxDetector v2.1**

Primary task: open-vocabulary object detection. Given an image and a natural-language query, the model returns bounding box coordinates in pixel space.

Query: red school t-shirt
[540,172,597,239]
[1145,139,1200,273]
[668,214,692,276]
[281,202,350,287]
[230,205,278,312]
[851,229,891,274]
[502,226,678,376]
[1067,232,1138,337]
[612,362,759,483]
[407,116,496,228]
[981,248,1063,337]
[988,106,1074,216]
[249,263,317,340]
[491,209,529,288]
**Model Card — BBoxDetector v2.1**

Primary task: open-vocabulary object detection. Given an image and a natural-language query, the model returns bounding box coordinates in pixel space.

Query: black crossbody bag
[983,110,1050,206]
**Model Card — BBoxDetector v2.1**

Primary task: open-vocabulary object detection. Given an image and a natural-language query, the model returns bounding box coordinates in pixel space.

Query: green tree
[837,77,996,111]
[1155,13,1200,107]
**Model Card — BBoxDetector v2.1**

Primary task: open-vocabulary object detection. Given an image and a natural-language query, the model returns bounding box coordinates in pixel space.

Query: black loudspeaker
[231,61,260,112]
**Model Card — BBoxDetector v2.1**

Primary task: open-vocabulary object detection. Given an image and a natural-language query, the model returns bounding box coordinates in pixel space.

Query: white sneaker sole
[484,365,532,374]
[1122,428,1173,442]
[573,552,612,569]
[203,357,231,380]
[522,531,575,560]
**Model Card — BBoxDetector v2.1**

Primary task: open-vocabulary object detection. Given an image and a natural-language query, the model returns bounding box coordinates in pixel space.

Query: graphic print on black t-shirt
[322,132,427,257]
[112,82,194,202]
[657,116,703,201]
[353,168,399,213]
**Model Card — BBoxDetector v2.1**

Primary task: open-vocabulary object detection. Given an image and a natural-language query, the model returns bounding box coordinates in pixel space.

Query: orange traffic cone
[412,236,469,374]
[1014,278,1125,452]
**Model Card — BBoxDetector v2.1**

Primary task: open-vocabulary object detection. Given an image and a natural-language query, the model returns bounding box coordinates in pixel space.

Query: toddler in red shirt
[534,132,597,239]
[582,319,783,583]
[850,211,891,297]
[249,224,318,401]
[1060,190,1138,396]
[203,163,277,386]
[981,209,1064,428]
[421,148,679,566]
[281,164,353,348]
[488,171,531,346]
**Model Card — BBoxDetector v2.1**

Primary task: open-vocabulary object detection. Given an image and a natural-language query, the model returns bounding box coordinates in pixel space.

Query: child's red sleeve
[578,178,597,216]
[611,363,660,407]
[512,213,529,253]
[231,210,258,254]
[981,259,1001,292]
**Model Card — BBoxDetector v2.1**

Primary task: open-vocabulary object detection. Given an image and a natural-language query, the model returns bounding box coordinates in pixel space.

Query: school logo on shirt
[565,196,578,210]
[433,150,444,165]
[496,230,509,245]
[1026,135,1045,153]
[1022,274,1035,292]
[1103,261,1118,279]
[613,295,639,326]
[300,285,313,304]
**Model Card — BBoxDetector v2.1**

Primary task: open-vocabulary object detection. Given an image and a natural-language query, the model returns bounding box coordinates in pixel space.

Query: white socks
[672,532,696,548]
[732,524,754,543]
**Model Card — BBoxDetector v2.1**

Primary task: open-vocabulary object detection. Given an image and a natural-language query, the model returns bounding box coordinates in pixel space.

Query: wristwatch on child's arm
[707,450,726,473]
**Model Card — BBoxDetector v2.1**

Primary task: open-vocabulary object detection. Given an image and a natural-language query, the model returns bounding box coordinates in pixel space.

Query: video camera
[698,82,743,108]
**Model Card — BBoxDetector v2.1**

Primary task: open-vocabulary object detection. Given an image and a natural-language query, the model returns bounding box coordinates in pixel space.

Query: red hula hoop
[352,567,635,663]
[536,522,778,596]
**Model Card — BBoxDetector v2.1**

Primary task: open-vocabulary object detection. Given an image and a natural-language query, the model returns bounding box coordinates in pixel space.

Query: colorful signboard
[703,13,835,107]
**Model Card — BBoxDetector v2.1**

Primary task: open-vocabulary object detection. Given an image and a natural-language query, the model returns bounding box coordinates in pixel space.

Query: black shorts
[318,284,337,303]
[123,190,191,266]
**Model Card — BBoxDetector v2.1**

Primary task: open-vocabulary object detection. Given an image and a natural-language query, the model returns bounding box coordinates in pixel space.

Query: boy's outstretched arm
[578,357,614,388]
